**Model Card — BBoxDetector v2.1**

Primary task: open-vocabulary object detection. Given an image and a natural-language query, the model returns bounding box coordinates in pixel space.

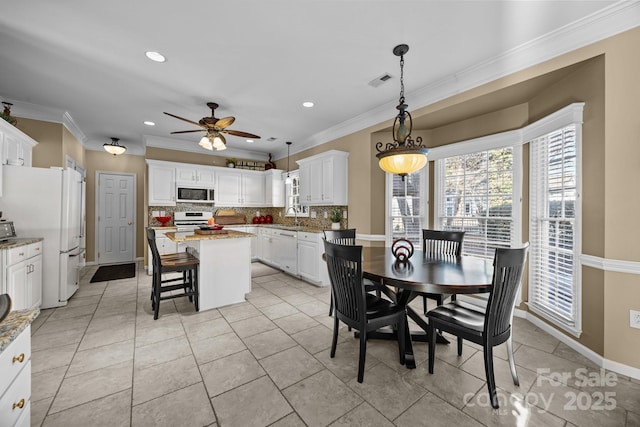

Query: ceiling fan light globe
[198,136,213,150]
[215,144,227,151]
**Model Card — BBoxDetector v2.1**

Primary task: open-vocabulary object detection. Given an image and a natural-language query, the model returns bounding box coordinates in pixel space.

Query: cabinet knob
[12,398,25,410]
[35,247,40,251]
[19,252,24,256]
[12,353,25,363]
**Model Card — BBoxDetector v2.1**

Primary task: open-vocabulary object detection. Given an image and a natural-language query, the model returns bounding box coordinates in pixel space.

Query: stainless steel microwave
[176,186,215,203]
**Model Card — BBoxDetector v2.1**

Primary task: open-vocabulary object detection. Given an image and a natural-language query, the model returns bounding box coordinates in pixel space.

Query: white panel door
[97,173,135,264]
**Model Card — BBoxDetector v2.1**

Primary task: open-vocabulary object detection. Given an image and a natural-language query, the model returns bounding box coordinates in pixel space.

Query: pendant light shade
[375,44,428,179]
[103,137,126,155]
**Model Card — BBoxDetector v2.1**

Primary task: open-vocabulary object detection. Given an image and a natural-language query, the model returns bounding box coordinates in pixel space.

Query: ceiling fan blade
[170,129,206,134]
[222,129,261,139]
[215,116,235,129]
[163,112,204,128]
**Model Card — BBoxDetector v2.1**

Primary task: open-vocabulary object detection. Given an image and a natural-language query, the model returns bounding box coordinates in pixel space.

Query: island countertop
[0,308,39,353]
[165,230,255,242]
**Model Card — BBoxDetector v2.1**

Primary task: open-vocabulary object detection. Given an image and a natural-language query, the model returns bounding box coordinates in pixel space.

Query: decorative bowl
[155,216,172,226]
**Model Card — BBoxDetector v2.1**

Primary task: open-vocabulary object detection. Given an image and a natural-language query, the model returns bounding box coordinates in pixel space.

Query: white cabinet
[2,242,43,310]
[0,119,37,168]
[216,170,265,207]
[297,150,349,205]
[258,228,280,268]
[175,166,215,186]
[147,161,176,206]
[297,232,329,286]
[0,325,32,427]
[147,228,178,274]
[264,169,285,207]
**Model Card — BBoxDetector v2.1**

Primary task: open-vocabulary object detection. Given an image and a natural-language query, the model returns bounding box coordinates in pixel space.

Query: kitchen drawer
[13,400,30,427]
[0,325,31,393]
[298,232,320,242]
[6,246,28,266]
[0,361,30,427]
[27,242,42,258]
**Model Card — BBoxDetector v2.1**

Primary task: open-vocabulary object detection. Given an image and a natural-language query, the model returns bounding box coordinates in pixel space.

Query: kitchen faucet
[285,206,300,226]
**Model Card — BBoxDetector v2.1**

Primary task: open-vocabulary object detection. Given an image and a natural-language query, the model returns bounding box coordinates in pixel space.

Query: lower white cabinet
[2,242,42,311]
[256,228,329,286]
[297,232,329,286]
[147,228,178,274]
[0,325,32,427]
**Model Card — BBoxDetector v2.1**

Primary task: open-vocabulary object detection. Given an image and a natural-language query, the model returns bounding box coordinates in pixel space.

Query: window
[285,171,309,217]
[529,123,581,336]
[386,170,427,247]
[435,147,521,259]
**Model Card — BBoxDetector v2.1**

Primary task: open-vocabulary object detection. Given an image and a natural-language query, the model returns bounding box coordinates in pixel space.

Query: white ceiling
[0,1,636,161]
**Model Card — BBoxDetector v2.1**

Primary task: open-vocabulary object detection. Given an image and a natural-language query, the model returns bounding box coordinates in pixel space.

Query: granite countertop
[165,230,255,242]
[0,237,44,250]
[0,308,39,353]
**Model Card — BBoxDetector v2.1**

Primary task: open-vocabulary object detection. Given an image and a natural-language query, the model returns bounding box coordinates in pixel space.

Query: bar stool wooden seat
[146,228,200,319]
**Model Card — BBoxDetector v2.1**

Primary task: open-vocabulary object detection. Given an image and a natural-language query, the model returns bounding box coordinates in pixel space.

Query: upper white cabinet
[175,165,215,186]
[0,119,37,168]
[147,160,176,206]
[297,150,349,205]
[264,169,285,207]
[216,169,265,207]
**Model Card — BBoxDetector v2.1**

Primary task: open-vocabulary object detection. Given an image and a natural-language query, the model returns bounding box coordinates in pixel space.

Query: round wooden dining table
[360,247,495,369]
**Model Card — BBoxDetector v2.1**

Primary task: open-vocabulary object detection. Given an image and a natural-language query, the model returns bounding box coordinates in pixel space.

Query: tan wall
[84,151,146,262]
[62,126,85,168]
[145,146,230,167]
[17,118,64,168]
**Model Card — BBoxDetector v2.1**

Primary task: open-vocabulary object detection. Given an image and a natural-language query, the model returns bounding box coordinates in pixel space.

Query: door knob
[128,221,132,225]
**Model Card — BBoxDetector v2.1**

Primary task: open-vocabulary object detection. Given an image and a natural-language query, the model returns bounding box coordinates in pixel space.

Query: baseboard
[516,309,640,380]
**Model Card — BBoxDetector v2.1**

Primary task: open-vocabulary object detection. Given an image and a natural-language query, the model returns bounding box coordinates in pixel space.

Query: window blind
[529,125,579,330]
[436,147,515,259]
[389,171,424,246]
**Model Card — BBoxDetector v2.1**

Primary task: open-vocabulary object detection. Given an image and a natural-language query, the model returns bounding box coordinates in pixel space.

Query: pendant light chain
[399,54,405,105]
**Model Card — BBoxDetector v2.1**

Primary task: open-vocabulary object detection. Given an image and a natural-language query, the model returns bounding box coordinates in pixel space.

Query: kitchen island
[165,230,253,310]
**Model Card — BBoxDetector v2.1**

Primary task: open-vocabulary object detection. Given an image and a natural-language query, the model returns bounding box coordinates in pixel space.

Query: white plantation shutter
[529,125,580,334]
[436,147,518,260]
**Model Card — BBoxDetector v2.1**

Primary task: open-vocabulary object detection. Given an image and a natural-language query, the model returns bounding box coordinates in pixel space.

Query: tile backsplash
[148,204,348,230]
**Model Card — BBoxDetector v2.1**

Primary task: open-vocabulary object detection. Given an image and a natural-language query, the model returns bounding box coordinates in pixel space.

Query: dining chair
[421,229,465,314]
[323,239,406,383]
[426,244,529,409]
[146,228,200,320]
[323,229,389,317]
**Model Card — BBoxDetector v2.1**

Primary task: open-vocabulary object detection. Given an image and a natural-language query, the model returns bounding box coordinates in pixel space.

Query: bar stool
[146,228,200,319]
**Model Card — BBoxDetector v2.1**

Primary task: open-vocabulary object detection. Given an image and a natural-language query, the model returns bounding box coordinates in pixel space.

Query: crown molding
[143,135,269,162]
[298,1,640,152]
[62,112,87,144]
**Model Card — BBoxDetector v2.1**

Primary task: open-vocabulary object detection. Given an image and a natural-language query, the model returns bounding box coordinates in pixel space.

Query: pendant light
[375,44,428,180]
[103,137,126,155]
[285,141,293,184]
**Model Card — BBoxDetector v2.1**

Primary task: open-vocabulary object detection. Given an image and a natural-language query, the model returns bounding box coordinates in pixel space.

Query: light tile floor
[30,262,640,427]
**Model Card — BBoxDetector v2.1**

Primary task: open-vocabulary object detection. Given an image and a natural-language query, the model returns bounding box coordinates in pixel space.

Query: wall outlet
[630,310,640,329]
[311,211,317,219]
[324,211,328,219]
[343,210,347,219]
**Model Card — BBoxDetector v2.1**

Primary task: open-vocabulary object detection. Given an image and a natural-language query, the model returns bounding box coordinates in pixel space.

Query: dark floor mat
[90,263,136,283]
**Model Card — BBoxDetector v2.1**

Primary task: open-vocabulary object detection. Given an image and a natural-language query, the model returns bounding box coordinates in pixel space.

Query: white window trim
[284,170,309,217]
[385,167,428,247]
[527,103,584,338]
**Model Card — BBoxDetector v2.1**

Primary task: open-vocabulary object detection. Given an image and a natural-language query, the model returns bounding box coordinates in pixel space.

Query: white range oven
[173,211,213,231]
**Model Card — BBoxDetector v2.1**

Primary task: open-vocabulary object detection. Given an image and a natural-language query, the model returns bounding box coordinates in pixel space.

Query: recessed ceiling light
[145,51,166,63]
[302,101,314,108]
[143,121,155,126]
[246,139,254,143]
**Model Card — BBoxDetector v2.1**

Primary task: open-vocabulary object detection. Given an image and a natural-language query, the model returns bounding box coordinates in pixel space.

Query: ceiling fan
[164,102,260,151]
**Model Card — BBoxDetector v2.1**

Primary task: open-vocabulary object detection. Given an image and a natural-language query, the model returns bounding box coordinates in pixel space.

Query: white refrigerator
[2,166,83,308]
